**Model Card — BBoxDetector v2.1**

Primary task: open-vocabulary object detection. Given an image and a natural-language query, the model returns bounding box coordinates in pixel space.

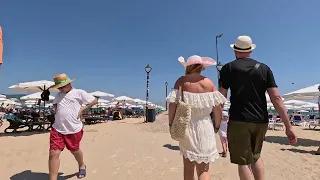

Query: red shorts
[50,128,83,151]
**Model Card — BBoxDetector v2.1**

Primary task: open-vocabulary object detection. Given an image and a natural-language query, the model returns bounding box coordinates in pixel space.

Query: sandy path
[0,113,319,180]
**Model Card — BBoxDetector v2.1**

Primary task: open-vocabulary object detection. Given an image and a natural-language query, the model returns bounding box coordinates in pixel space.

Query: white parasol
[20,92,54,101]
[9,80,58,92]
[90,91,114,98]
[112,96,134,102]
[283,84,320,100]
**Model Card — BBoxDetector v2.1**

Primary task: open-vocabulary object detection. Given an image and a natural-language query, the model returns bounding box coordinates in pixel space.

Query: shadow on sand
[265,136,319,147]
[280,148,318,155]
[302,128,320,132]
[10,170,77,180]
[0,130,48,138]
[163,144,180,151]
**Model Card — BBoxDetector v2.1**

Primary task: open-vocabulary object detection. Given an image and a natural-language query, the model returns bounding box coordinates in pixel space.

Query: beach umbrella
[0,94,6,98]
[284,100,311,106]
[20,92,54,101]
[112,96,134,102]
[25,100,37,103]
[0,26,3,65]
[133,98,145,104]
[301,103,318,109]
[25,102,36,105]
[9,80,58,92]
[283,84,320,100]
[10,98,19,102]
[90,91,114,98]
[98,99,109,103]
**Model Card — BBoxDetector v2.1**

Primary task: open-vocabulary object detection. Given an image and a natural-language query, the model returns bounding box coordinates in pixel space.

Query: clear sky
[1,0,320,104]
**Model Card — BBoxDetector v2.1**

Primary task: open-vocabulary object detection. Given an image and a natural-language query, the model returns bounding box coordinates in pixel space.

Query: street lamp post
[217,62,224,87]
[165,82,168,110]
[216,34,223,87]
[145,64,152,123]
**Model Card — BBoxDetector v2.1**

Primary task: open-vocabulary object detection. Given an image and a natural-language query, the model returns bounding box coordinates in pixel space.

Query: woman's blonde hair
[185,64,204,75]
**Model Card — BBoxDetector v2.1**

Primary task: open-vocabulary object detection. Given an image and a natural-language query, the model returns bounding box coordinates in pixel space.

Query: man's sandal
[77,165,86,179]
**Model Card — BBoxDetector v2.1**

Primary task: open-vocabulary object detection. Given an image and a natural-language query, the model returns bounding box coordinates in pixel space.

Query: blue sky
[1,0,320,104]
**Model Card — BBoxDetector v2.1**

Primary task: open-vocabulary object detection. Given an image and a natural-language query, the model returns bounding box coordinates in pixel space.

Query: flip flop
[77,165,86,179]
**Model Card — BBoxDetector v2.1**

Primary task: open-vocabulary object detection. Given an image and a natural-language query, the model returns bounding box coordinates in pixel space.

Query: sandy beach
[0,113,319,180]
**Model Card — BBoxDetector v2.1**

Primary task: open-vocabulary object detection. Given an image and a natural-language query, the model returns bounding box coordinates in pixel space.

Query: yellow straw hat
[50,73,75,89]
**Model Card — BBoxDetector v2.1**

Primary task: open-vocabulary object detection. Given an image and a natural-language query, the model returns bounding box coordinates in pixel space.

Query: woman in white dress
[167,55,227,180]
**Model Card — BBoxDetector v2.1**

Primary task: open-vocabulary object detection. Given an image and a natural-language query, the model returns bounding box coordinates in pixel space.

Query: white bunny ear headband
[178,55,217,68]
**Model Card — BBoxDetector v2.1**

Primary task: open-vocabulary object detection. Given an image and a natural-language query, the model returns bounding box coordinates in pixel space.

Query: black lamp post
[145,64,152,123]
[216,34,223,87]
[165,82,168,110]
[217,62,224,87]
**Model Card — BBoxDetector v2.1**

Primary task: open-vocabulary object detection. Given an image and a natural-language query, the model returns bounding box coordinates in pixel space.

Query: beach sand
[0,113,319,180]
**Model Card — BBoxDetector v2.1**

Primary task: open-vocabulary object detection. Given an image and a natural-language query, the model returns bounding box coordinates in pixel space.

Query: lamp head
[217,62,224,71]
[145,64,152,73]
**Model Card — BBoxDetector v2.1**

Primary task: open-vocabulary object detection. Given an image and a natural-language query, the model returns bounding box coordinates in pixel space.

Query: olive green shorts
[227,121,268,165]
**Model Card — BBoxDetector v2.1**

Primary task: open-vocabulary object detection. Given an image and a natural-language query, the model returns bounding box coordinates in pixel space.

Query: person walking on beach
[219,111,229,158]
[219,36,297,180]
[167,55,226,180]
[48,73,98,180]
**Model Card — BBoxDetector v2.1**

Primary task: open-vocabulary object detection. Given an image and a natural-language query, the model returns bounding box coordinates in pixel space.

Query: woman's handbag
[170,83,192,141]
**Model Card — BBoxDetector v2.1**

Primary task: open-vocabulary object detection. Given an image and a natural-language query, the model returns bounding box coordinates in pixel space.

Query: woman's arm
[212,84,223,133]
[213,105,222,133]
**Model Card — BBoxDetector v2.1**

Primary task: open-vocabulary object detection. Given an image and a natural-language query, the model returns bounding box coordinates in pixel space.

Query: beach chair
[46,114,55,130]
[2,114,35,133]
[308,118,320,129]
[291,114,305,126]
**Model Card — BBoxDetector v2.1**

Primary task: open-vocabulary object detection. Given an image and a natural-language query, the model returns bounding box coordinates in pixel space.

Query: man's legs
[49,129,65,180]
[250,123,268,180]
[49,150,62,180]
[228,121,255,180]
[251,157,264,180]
[65,129,85,177]
[71,149,86,169]
[238,165,254,180]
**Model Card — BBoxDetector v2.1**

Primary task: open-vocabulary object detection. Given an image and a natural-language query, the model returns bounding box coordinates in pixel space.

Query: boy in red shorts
[49,73,97,180]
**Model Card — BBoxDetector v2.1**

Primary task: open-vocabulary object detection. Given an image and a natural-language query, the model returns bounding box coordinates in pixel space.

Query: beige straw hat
[230,35,256,52]
[50,73,75,89]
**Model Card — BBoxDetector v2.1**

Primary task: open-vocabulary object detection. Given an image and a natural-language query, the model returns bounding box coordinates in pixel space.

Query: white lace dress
[166,90,227,164]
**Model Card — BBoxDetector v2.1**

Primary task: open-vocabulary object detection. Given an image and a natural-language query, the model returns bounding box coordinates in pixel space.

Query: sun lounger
[2,114,44,133]
[3,114,34,133]
[268,120,284,130]
[291,114,304,126]
[308,120,320,129]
